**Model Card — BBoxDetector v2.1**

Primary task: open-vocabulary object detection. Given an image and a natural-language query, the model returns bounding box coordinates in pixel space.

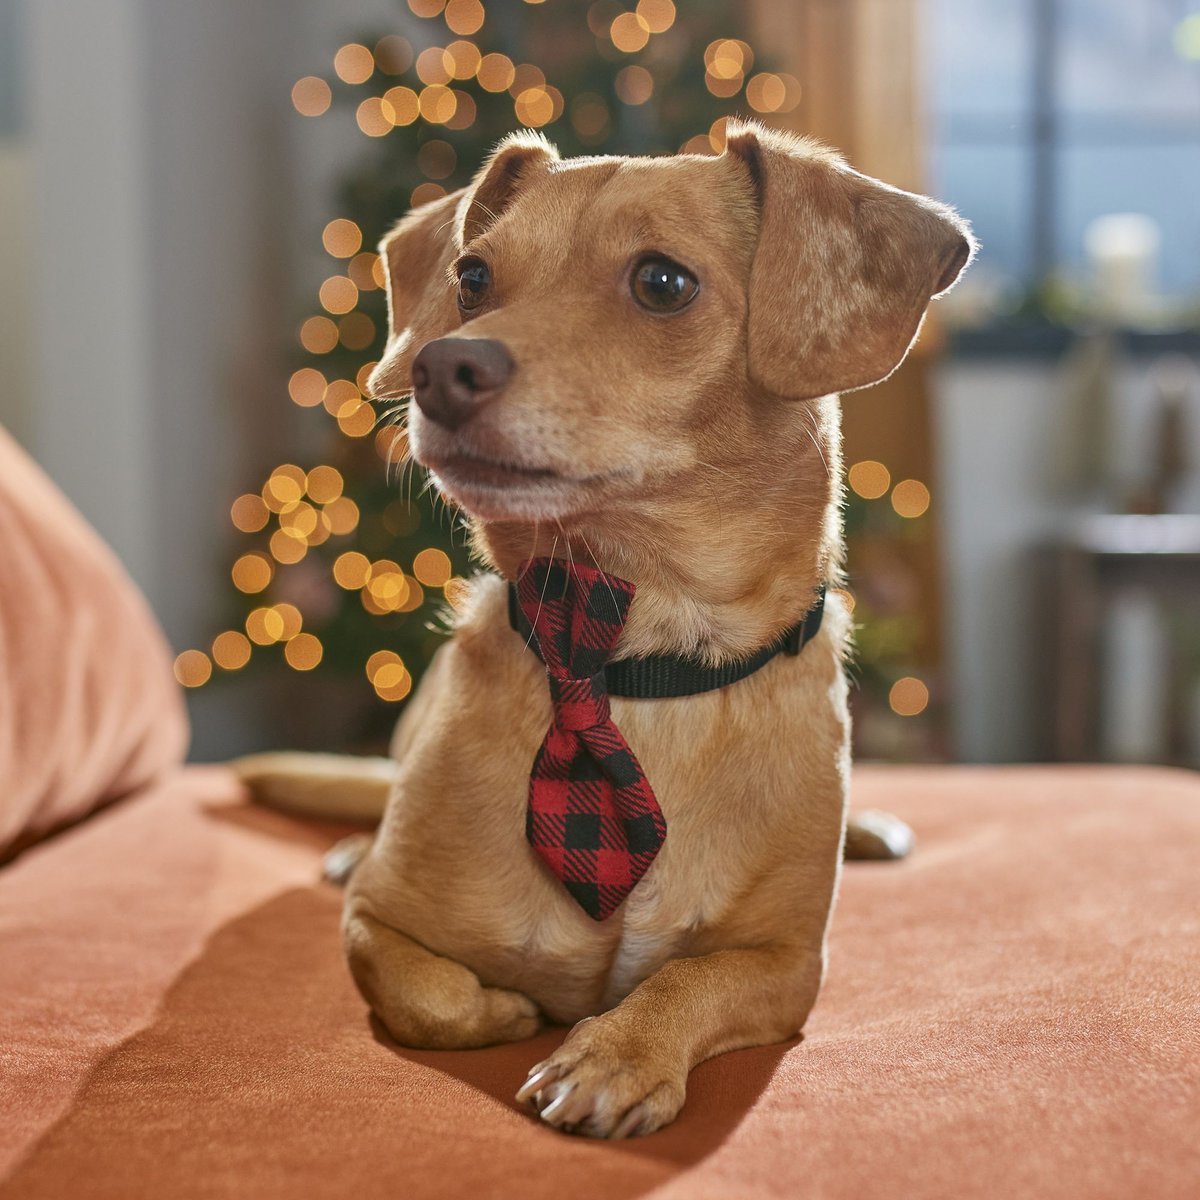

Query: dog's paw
[515,1017,685,1138]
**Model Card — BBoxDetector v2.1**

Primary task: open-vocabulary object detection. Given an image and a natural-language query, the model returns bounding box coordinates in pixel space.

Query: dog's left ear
[724,121,975,401]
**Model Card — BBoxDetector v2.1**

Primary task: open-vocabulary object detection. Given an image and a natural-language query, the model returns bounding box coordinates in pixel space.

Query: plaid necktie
[517,557,667,921]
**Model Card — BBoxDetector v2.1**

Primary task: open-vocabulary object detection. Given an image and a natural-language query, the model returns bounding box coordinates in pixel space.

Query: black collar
[507,584,826,699]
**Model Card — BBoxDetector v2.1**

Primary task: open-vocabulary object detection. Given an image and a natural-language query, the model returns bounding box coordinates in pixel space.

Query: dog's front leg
[516,943,821,1138]
[344,907,542,1049]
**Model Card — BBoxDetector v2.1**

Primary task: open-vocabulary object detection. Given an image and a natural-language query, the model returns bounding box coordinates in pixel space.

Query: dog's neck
[471,399,843,666]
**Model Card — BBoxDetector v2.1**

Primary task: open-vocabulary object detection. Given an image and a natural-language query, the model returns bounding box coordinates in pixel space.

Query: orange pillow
[0,427,188,859]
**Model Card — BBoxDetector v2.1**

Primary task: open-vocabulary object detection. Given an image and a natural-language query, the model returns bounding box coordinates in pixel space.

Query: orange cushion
[0,426,187,858]
[1,764,1196,1198]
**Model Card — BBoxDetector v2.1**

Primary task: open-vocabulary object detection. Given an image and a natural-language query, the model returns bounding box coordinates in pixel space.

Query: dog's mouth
[430,450,565,490]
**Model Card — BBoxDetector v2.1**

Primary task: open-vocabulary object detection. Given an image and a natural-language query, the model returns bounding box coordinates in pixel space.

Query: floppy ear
[724,121,975,401]
[369,132,559,399]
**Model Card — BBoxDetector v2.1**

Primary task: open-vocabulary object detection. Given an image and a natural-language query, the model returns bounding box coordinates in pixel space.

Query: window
[930,0,1200,299]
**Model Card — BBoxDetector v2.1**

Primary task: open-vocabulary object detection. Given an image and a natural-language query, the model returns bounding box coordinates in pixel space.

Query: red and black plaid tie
[517,557,667,921]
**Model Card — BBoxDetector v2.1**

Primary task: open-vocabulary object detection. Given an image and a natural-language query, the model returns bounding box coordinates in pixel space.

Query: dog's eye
[631,257,699,313]
[457,259,491,312]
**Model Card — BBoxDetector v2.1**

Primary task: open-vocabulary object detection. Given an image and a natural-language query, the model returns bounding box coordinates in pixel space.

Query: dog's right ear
[368,132,558,399]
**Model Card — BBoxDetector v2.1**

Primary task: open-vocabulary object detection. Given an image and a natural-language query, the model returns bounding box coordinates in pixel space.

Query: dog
[238,119,973,1139]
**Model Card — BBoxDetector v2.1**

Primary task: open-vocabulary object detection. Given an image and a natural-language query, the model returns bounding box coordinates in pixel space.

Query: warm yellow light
[291,76,331,117]
[356,361,380,392]
[746,72,787,113]
[367,651,412,701]
[322,218,363,259]
[334,43,374,84]
[443,576,471,609]
[514,87,554,127]
[704,38,752,76]
[173,650,212,688]
[230,493,270,533]
[246,607,285,646]
[445,39,481,79]
[636,0,675,34]
[285,633,323,671]
[263,469,304,511]
[417,139,457,180]
[508,63,546,98]
[375,425,409,463]
[269,529,308,565]
[445,0,485,36]
[212,631,252,671]
[615,64,654,105]
[572,94,610,140]
[445,90,477,130]
[288,367,327,408]
[408,0,446,17]
[323,496,360,535]
[349,253,381,291]
[337,398,377,438]
[338,313,376,350]
[891,479,932,519]
[889,676,930,717]
[232,553,273,594]
[366,649,402,681]
[416,45,453,85]
[610,12,650,53]
[300,315,339,354]
[477,52,515,92]
[319,275,359,315]
[411,182,447,208]
[375,35,414,75]
[830,587,857,614]
[848,460,891,500]
[272,603,303,641]
[679,133,715,156]
[705,71,742,98]
[413,547,452,587]
[398,577,424,613]
[382,85,420,126]
[323,379,360,417]
[708,117,729,153]
[418,84,457,124]
[356,97,394,137]
[334,551,372,589]
[371,256,387,289]
[279,500,319,539]
[305,465,344,504]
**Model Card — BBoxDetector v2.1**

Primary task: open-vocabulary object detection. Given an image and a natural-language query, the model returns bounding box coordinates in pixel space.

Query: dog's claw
[538,1084,577,1124]
[516,1064,560,1106]
[611,1103,649,1140]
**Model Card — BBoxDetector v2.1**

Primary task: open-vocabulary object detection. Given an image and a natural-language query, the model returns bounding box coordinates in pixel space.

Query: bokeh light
[288,367,327,408]
[322,219,363,258]
[212,631,252,671]
[174,650,212,688]
[610,12,650,54]
[334,43,375,85]
[891,479,932,519]
[889,677,930,717]
[445,0,485,36]
[356,97,394,137]
[232,552,273,594]
[413,547,452,587]
[291,76,331,117]
[319,275,359,315]
[383,85,420,125]
[230,493,269,533]
[375,35,414,75]
[848,460,892,500]
[300,316,339,354]
[285,633,324,671]
[636,0,675,33]
[477,53,516,93]
[305,465,344,504]
[615,65,654,105]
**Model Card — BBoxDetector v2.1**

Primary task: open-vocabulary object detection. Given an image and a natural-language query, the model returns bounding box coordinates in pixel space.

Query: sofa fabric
[0,426,187,858]
[1,764,1197,1199]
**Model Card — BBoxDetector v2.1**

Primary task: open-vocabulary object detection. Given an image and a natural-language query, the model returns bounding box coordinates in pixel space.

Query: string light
[418,84,457,123]
[889,677,930,717]
[269,528,308,564]
[413,548,452,587]
[230,493,269,533]
[232,553,273,594]
[572,94,611,141]
[375,425,409,464]
[636,0,675,33]
[615,65,653,105]
[408,0,447,18]
[323,496,360,535]
[514,87,554,127]
[417,46,453,85]
[319,275,359,314]
[333,43,375,84]
[305,465,343,504]
[444,0,485,36]
[212,631,252,670]
[356,97,394,137]
[246,607,285,645]
[383,85,420,126]
[322,219,363,258]
[288,367,327,407]
[323,379,360,417]
[355,361,379,392]
[746,72,801,113]
[411,182,447,207]
[291,77,331,116]
[445,40,482,79]
[338,313,376,350]
[610,12,651,54]
[477,52,515,92]
[285,633,323,671]
[174,650,212,688]
[848,460,891,500]
[300,316,339,354]
[374,35,414,75]
[417,140,457,180]
[446,91,477,129]
[333,551,372,589]
[444,577,471,609]
[891,479,932,519]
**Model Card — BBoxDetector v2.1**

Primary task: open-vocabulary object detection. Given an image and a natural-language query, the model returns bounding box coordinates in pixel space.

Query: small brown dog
[240,120,973,1139]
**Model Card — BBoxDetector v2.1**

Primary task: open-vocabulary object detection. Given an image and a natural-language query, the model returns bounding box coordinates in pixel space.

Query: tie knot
[548,674,611,731]
[516,558,635,679]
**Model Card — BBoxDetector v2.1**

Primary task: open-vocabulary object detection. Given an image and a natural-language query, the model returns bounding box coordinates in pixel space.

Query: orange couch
[2,763,1197,1199]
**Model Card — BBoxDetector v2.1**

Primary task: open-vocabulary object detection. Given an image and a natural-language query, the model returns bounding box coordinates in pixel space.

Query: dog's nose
[411,338,513,431]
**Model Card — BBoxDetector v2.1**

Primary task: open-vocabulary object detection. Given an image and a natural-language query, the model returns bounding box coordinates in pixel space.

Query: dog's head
[370,121,972,587]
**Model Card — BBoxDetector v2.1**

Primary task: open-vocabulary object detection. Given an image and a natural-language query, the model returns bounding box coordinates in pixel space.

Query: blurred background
[1,0,1198,767]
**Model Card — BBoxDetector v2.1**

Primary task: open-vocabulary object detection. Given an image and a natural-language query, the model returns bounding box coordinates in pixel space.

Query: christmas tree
[176,0,937,760]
